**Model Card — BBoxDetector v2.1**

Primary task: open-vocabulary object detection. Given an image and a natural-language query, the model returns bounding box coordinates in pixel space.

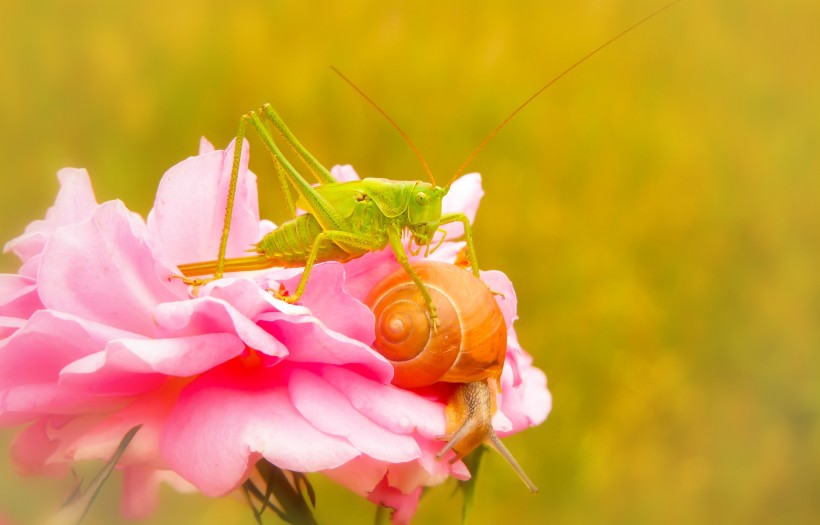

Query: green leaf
[243,461,320,525]
[47,425,142,525]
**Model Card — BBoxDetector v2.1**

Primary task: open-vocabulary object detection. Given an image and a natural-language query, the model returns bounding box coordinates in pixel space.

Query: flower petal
[154,287,288,359]
[322,367,446,439]
[0,274,42,320]
[147,139,260,266]
[4,168,97,265]
[499,361,551,434]
[367,479,421,525]
[330,164,361,182]
[480,269,518,328]
[37,201,184,335]
[59,334,245,395]
[289,369,420,462]
[162,362,360,496]
[280,262,376,344]
[0,310,138,409]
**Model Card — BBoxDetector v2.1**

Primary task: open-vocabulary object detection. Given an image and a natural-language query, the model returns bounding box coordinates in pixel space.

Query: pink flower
[0,138,550,523]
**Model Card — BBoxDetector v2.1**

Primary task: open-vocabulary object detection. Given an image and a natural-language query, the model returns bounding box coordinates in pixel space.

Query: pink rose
[0,139,550,523]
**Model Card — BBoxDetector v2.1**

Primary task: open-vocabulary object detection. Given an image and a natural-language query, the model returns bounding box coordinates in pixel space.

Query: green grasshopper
[177,1,681,327]
[176,98,478,328]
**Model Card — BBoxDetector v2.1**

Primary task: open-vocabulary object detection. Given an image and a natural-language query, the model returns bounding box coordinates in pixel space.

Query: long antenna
[331,66,437,185]
[447,0,683,187]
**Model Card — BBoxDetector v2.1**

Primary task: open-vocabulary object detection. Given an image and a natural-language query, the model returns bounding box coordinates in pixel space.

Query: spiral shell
[364,260,506,389]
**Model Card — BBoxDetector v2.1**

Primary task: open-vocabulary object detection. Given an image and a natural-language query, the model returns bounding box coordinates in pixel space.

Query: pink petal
[257,312,390,382]
[10,418,66,476]
[280,262,376,344]
[58,391,172,466]
[0,274,42,319]
[367,478,422,525]
[0,310,136,390]
[3,168,97,264]
[321,367,446,439]
[241,265,390,379]
[147,139,260,266]
[37,201,184,336]
[153,287,288,359]
[198,137,215,154]
[59,334,244,395]
[499,363,551,434]
[289,369,420,462]
[322,455,388,495]
[162,361,360,496]
[443,173,483,221]
[407,438,470,484]
[0,316,25,340]
[479,269,518,328]
[340,249,403,302]
[440,172,484,238]
[121,466,160,519]
[330,164,361,182]
[120,468,196,519]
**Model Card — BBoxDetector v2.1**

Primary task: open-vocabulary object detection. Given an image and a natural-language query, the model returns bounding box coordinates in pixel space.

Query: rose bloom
[0,139,551,523]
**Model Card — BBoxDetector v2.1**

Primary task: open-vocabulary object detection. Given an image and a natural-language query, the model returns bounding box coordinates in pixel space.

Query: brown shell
[364,260,507,389]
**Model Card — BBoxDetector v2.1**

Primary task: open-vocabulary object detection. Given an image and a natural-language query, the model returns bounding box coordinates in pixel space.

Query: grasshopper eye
[415,192,430,206]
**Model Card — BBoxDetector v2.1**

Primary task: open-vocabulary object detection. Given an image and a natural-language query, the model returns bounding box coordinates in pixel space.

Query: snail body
[365,260,537,493]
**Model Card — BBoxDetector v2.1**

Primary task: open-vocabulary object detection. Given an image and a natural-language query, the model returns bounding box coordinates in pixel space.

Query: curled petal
[4,168,97,267]
[321,367,446,439]
[289,369,420,463]
[154,288,288,359]
[0,274,42,320]
[367,479,422,525]
[59,334,245,395]
[441,172,484,235]
[0,310,136,386]
[147,139,260,266]
[480,269,519,328]
[499,363,551,434]
[37,201,184,336]
[162,362,361,496]
[280,262,376,344]
[330,164,361,182]
[10,418,66,476]
[120,466,197,520]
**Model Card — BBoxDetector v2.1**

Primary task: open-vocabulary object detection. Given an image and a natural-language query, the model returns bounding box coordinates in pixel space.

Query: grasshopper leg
[259,104,335,185]
[274,230,386,304]
[439,212,479,278]
[387,227,440,331]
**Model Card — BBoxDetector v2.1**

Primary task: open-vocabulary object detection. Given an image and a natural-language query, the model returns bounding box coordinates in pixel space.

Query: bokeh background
[1,0,818,523]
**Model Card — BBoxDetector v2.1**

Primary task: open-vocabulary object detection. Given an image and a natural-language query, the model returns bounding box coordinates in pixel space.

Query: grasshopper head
[407,183,448,245]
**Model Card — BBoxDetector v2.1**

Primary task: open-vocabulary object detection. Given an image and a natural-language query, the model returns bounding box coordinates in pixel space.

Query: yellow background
[1,0,818,523]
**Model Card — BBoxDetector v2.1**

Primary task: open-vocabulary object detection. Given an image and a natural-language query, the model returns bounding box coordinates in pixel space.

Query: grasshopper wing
[296,181,365,218]
[296,179,417,219]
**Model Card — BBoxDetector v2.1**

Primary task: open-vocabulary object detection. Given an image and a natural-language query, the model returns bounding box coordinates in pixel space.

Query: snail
[365,260,538,493]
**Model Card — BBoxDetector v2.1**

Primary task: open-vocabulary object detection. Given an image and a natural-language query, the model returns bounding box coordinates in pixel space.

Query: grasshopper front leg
[387,226,440,330]
[440,212,480,277]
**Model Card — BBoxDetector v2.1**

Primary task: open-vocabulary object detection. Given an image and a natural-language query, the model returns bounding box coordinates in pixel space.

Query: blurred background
[1,0,819,523]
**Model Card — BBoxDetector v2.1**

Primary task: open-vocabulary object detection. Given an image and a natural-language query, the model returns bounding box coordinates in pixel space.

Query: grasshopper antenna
[447,0,683,187]
[331,66,437,186]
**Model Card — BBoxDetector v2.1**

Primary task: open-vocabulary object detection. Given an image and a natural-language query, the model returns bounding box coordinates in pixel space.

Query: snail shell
[365,260,506,389]
[365,260,538,493]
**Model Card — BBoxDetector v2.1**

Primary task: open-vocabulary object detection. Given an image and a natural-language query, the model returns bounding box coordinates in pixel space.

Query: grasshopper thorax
[407,182,448,246]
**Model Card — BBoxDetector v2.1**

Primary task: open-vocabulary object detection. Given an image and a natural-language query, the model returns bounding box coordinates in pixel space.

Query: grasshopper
[176,99,477,328]
[176,1,681,327]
